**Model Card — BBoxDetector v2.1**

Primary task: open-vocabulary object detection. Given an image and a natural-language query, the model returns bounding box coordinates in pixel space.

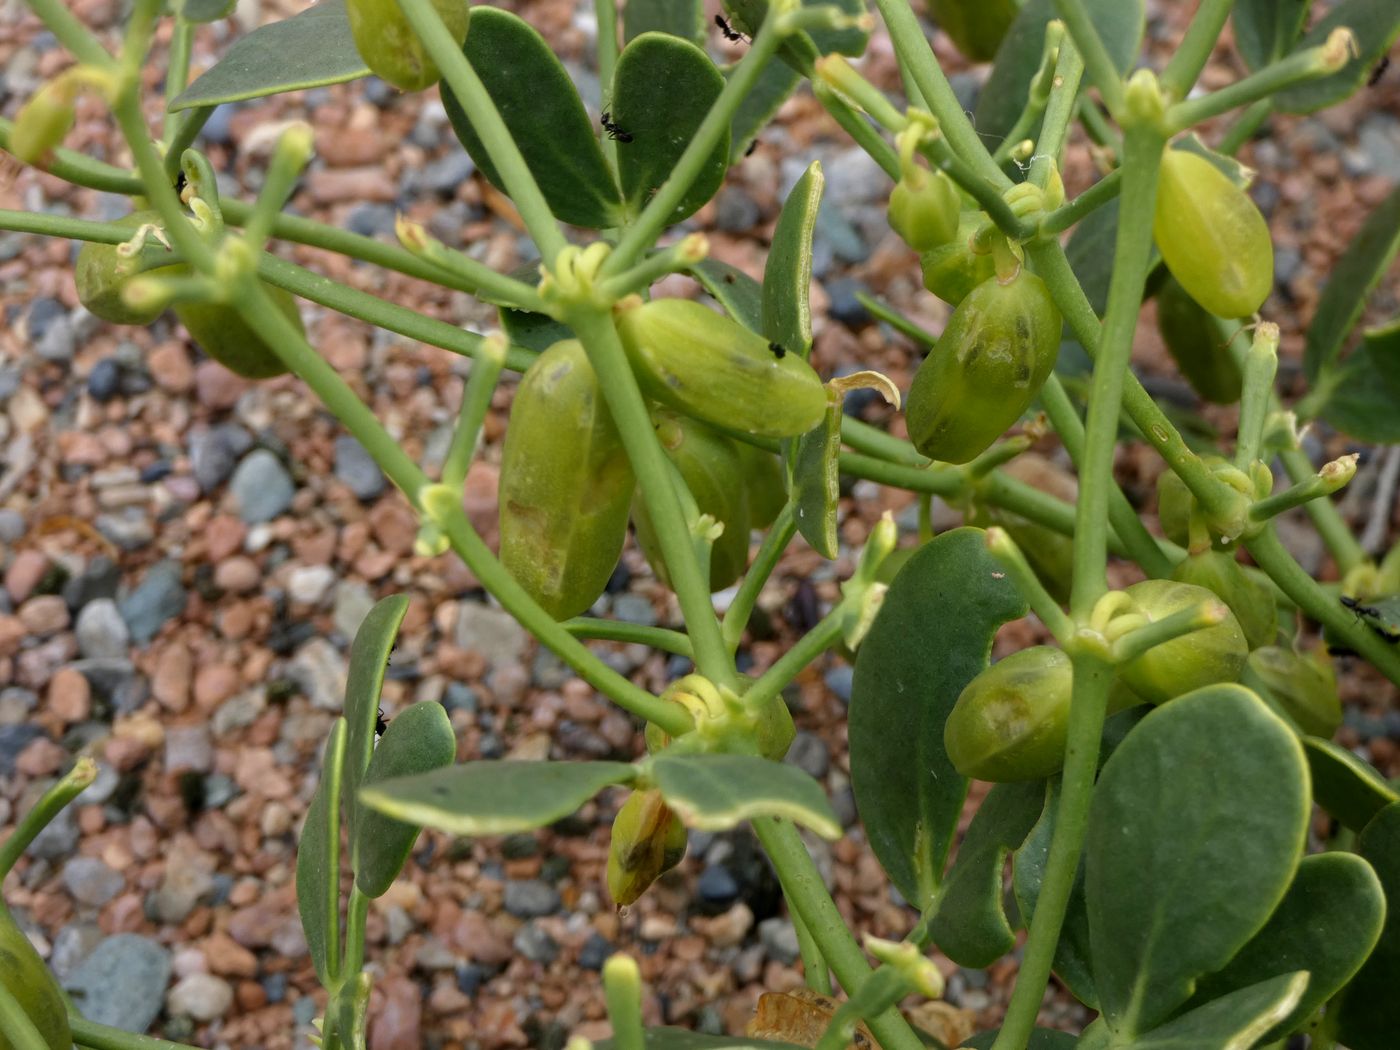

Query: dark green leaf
[1336,801,1400,1050]
[341,594,409,850]
[722,0,867,75]
[975,0,1144,142]
[595,1030,803,1049]
[791,396,841,559]
[1363,316,1400,402]
[1304,735,1399,831]
[962,1029,1078,1050]
[359,760,637,835]
[1275,0,1400,113]
[180,0,236,24]
[170,0,368,110]
[689,259,764,332]
[763,160,823,358]
[623,0,705,44]
[352,701,457,898]
[928,780,1044,968]
[849,528,1028,908]
[1232,0,1313,71]
[650,753,841,839]
[1318,356,1400,443]
[1303,185,1400,382]
[499,306,571,353]
[1064,198,1120,319]
[611,33,727,225]
[1085,686,1310,1036]
[1183,853,1384,1041]
[295,718,346,988]
[1126,973,1309,1050]
[728,59,802,162]
[443,8,622,228]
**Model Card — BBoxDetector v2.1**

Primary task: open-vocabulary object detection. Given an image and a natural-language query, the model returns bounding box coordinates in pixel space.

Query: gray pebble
[63,856,125,907]
[0,508,25,543]
[332,579,376,640]
[785,729,830,780]
[0,724,45,776]
[64,556,122,610]
[190,423,253,493]
[49,921,103,980]
[75,597,130,658]
[96,510,155,551]
[118,560,187,643]
[164,724,214,773]
[24,297,65,342]
[714,186,761,232]
[69,658,137,702]
[334,434,386,501]
[286,638,348,710]
[455,602,529,665]
[36,315,76,362]
[611,594,657,627]
[823,664,854,704]
[167,973,233,1022]
[503,879,561,918]
[418,151,475,197]
[30,805,79,860]
[62,934,171,1034]
[345,202,397,238]
[512,921,560,965]
[0,687,36,726]
[229,449,295,523]
[757,916,801,965]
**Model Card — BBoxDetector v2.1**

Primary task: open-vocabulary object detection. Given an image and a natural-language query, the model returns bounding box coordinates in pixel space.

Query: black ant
[715,15,749,43]
[768,341,787,359]
[375,706,390,739]
[744,138,759,157]
[1368,56,1390,87]
[601,111,633,143]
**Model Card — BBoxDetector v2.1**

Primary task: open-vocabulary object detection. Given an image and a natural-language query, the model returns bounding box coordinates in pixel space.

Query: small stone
[332,580,375,639]
[148,342,194,392]
[512,922,560,965]
[229,450,294,523]
[213,690,265,734]
[785,730,830,780]
[50,921,103,980]
[48,668,92,723]
[152,643,193,711]
[578,932,613,971]
[164,724,213,773]
[194,361,249,411]
[287,565,336,606]
[758,917,801,964]
[368,499,418,555]
[167,973,233,1022]
[503,879,560,919]
[0,724,45,776]
[193,664,239,709]
[334,435,386,501]
[455,602,529,665]
[5,548,49,604]
[19,594,70,635]
[118,561,187,644]
[287,637,347,710]
[36,315,76,362]
[87,359,122,402]
[96,510,155,551]
[611,594,656,626]
[0,509,23,544]
[823,664,854,704]
[190,423,253,493]
[74,598,129,658]
[214,556,261,594]
[62,934,172,1034]
[63,856,125,907]
[697,865,741,909]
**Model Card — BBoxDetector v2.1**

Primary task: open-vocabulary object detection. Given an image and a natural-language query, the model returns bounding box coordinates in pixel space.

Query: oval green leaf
[763,160,823,359]
[612,33,727,225]
[623,0,705,45]
[295,717,347,988]
[1275,0,1400,113]
[928,780,1044,968]
[170,0,369,111]
[359,760,638,836]
[1232,0,1313,72]
[341,594,409,849]
[849,528,1028,908]
[729,59,802,162]
[649,753,841,839]
[1317,356,1400,443]
[1304,735,1399,831]
[1336,801,1400,1050]
[442,7,622,228]
[1084,685,1310,1037]
[1182,852,1384,1042]
[180,0,237,24]
[352,701,458,898]
[1364,316,1400,401]
[791,394,841,559]
[1126,973,1309,1050]
[689,259,764,332]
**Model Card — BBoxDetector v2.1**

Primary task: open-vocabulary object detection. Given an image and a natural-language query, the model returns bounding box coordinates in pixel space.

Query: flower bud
[1170,550,1277,650]
[920,211,996,306]
[889,167,960,251]
[606,789,687,906]
[1117,579,1249,704]
[1247,645,1342,738]
[345,0,470,92]
[945,646,1072,782]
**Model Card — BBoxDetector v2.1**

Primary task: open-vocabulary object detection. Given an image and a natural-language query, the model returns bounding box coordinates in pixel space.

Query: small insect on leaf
[1369,56,1390,87]
[375,707,389,739]
[600,110,633,143]
[769,341,787,359]
[1341,595,1400,642]
[715,14,749,43]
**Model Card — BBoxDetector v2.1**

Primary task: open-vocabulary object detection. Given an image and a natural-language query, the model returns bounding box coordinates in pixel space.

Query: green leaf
[1304,735,1399,831]
[179,0,236,24]
[723,0,867,76]
[499,306,571,353]
[1126,973,1309,1050]
[1084,686,1310,1036]
[612,33,728,225]
[1304,185,1400,382]
[1232,0,1313,71]
[334,972,371,1050]
[341,594,409,851]
[763,160,823,359]
[295,718,346,989]
[928,780,1044,968]
[728,59,802,162]
[1364,316,1400,401]
[689,259,764,332]
[975,0,1144,142]
[1275,0,1400,113]
[1064,198,1120,319]
[1182,853,1384,1041]
[623,0,705,45]
[791,395,841,559]
[1317,356,1400,443]
[962,1029,1078,1050]
[848,528,1028,908]
[1336,801,1400,1050]
[352,701,457,898]
[595,1030,803,1049]
[170,0,368,110]
[359,760,637,835]
[443,8,622,228]
[650,753,841,838]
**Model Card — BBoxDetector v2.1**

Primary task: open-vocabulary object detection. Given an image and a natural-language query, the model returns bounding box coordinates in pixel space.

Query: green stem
[594,0,620,104]
[723,506,798,651]
[440,338,507,488]
[162,19,194,142]
[1279,449,1366,574]
[566,307,735,690]
[1109,601,1222,662]
[814,83,902,181]
[341,886,370,979]
[1216,98,1272,155]
[986,528,1076,642]
[0,759,96,878]
[741,609,843,715]
[1235,326,1279,470]
[791,907,833,995]
[753,818,923,1050]
[1030,31,1085,173]
[1052,0,1125,118]
[1041,169,1120,235]
[23,0,113,68]
[1159,0,1235,100]
[70,1016,202,1050]
[991,653,1112,1050]
[0,973,51,1050]
[814,969,906,1050]
[1067,123,1162,619]
[394,0,566,262]
[1250,467,1354,523]
[922,141,1033,240]
[1077,95,1121,153]
[162,108,211,182]
[563,619,695,658]
[1168,38,1345,131]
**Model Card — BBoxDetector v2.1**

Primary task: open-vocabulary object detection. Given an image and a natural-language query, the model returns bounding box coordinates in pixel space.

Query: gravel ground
[1,0,1399,1047]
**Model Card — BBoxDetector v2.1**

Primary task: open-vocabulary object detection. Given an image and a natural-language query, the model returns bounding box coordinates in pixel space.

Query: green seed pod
[1153,148,1273,319]
[1155,274,1243,404]
[499,339,635,620]
[906,268,1061,464]
[889,168,960,252]
[1155,456,1256,551]
[346,0,470,93]
[945,646,1073,782]
[1247,645,1342,739]
[927,0,1018,61]
[174,284,303,379]
[0,904,72,1050]
[1170,550,1277,650]
[1118,579,1249,705]
[606,789,687,906]
[754,690,796,762]
[737,442,787,531]
[633,413,752,592]
[614,298,827,439]
[9,77,77,165]
[75,211,176,326]
[920,211,996,306]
